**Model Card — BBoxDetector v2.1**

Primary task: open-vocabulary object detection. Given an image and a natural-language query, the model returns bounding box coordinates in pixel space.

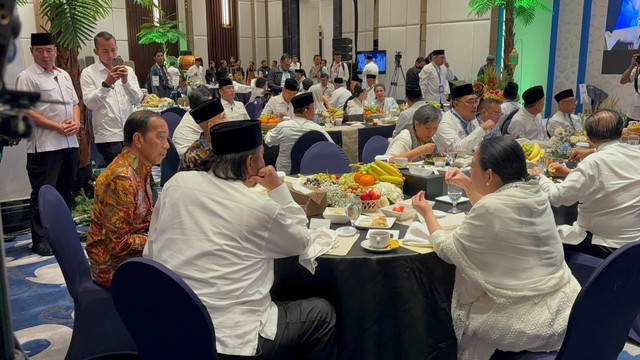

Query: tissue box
[287,183,327,216]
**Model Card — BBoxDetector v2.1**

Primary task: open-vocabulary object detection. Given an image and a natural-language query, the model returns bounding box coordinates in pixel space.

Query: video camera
[394,51,404,66]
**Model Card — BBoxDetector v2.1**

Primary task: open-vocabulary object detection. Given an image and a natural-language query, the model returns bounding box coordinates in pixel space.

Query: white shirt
[433,109,485,154]
[625,68,640,120]
[80,62,144,143]
[290,62,301,70]
[309,84,328,111]
[419,63,454,103]
[546,111,583,137]
[393,101,426,137]
[366,85,378,103]
[261,94,294,118]
[538,141,640,249]
[361,62,379,90]
[144,172,311,356]
[329,87,352,110]
[430,179,579,359]
[308,65,328,85]
[172,112,202,157]
[264,116,333,174]
[221,98,250,121]
[329,62,349,87]
[187,64,204,82]
[366,97,398,113]
[497,100,522,129]
[249,88,265,103]
[385,129,415,157]
[16,63,79,153]
[507,107,548,141]
[346,98,364,115]
[167,66,181,79]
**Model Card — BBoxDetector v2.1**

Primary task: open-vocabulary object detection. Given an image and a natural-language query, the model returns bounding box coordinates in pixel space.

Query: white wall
[78,0,130,63]
[191,0,209,65]
[319,0,333,62]
[299,0,320,69]
[238,0,254,62]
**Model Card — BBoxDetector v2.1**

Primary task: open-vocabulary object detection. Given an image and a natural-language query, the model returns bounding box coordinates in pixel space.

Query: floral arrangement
[483,89,504,102]
[315,108,344,126]
[548,128,588,159]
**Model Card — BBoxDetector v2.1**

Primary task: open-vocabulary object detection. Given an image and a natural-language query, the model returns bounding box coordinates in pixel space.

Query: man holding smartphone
[81,31,144,167]
[620,54,640,125]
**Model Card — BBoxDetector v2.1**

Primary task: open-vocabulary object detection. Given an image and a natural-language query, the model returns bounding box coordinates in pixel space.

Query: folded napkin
[299,228,339,274]
[557,223,586,245]
[402,222,433,247]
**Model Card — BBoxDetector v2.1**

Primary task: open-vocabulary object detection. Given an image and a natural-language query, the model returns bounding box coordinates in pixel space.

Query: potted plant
[136,13,187,65]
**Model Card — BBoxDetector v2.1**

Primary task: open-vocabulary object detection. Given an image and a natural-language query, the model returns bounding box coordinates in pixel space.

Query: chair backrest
[290,130,330,175]
[500,109,519,135]
[557,241,640,360]
[38,185,92,300]
[300,142,351,174]
[245,98,264,119]
[161,138,180,186]
[85,55,95,66]
[161,112,182,139]
[111,258,218,360]
[361,135,390,163]
[162,106,187,119]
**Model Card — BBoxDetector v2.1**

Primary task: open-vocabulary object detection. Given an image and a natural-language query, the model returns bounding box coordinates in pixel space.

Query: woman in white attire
[412,136,580,360]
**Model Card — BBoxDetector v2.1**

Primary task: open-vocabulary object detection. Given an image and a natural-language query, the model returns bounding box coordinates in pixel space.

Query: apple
[360,192,371,201]
[369,190,381,200]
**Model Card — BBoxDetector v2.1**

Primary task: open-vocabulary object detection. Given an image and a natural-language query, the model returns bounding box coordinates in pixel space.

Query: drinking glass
[345,198,362,230]
[447,184,463,214]
[628,135,639,146]
[446,152,458,167]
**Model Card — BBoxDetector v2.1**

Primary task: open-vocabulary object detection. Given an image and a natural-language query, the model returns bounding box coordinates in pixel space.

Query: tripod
[389,56,406,99]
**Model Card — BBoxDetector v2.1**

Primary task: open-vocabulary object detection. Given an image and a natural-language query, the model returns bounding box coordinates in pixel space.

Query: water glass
[447,184,463,214]
[628,135,639,146]
[345,198,362,229]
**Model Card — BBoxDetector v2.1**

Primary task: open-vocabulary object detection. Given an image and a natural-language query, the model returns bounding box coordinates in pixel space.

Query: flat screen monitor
[356,50,386,74]
[602,0,640,74]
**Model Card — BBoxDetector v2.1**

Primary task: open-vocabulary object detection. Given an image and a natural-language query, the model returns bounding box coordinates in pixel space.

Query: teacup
[369,230,391,249]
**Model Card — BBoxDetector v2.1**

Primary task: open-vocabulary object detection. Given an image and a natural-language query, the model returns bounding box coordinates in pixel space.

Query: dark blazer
[266,66,295,94]
[146,63,172,98]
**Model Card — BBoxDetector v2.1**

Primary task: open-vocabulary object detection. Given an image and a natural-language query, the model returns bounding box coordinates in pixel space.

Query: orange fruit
[354,171,362,183]
[359,174,375,187]
[364,110,372,116]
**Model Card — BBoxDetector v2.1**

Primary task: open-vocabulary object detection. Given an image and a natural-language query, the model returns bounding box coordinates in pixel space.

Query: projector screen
[603,0,640,74]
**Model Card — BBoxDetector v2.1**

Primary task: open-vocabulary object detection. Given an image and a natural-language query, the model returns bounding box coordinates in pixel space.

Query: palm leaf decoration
[38,0,112,51]
[137,14,187,60]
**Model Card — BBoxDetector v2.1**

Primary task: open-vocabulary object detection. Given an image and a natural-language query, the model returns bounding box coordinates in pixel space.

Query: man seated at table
[249,76,268,103]
[547,88,583,137]
[533,109,640,258]
[507,85,548,141]
[265,92,333,174]
[262,78,297,119]
[476,98,502,139]
[87,110,169,287]
[309,73,333,111]
[300,78,313,94]
[218,77,250,121]
[144,120,337,360]
[365,74,378,103]
[179,99,227,171]
[329,78,352,111]
[172,88,212,157]
[393,87,426,137]
[434,83,495,154]
[497,81,522,130]
[295,69,306,90]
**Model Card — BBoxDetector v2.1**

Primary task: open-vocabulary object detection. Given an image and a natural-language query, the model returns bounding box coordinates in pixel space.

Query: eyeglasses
[489,110,503,117]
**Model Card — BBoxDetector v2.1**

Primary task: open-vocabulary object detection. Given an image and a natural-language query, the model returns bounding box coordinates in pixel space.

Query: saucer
[360,240,393,253]
[336,226,358,236]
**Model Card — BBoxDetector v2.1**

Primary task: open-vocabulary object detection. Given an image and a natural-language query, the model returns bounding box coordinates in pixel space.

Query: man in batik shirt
[87,110,169,287]
[178,99,227,171]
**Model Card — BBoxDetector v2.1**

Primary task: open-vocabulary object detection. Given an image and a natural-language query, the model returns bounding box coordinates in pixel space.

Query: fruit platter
[259,114,280,130]
[299,160,405,209]
[141,94,174,108]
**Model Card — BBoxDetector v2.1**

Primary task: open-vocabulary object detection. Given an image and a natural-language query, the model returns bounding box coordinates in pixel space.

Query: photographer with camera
[619,54,640,124]
[419,49,455,104]
[81,31,144,167]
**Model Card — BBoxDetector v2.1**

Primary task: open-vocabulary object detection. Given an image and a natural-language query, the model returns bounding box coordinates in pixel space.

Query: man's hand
[278,112,287,119]
[105,66,122,86]
[568,148,594,161]
[480,119,496,131]
[631,54,639,68]
[249,165,283,190]
[444,59,450,68]
[61,120,79,136]
[548,162,571,177]
[529,166,545,175]
[116,65,128,84]
[9,138,20,146]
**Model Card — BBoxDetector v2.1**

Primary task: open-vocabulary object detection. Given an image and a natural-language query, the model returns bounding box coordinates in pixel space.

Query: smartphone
[111,56,124,67]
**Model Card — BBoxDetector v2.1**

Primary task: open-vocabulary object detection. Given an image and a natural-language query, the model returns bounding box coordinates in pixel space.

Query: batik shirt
[87,148,153,287]
[178,133,211,172]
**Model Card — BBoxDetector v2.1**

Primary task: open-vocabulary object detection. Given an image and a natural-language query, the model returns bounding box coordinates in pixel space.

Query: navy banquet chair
[289,130,331,175]
[38,185,137,360]
[361,135,390,163]
[111,257,218,360]
[490,240,640,360]
[161,111,182,139]
[160,138,180,186]
[161,106,187,118]
[300,142,351,174]
[245,98,264,119]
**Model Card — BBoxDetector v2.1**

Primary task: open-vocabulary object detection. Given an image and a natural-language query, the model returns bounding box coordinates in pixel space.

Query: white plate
[435,195,470,204]
[336,226,358,236]
[433,210,447,218]
[360,240,394,253]
[354,215,396,229]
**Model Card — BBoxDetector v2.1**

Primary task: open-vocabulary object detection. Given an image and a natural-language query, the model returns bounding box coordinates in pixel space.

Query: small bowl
[408,164,433,176]
[380,205,416,221]
[394,157,408,167]
[323,208,350,224]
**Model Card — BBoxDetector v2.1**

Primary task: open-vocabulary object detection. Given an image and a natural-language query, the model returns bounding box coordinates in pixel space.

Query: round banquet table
[271,201,472,360]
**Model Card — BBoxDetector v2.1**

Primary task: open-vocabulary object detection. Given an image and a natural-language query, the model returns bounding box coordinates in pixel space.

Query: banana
[369,164,386,178]
[368,167,380,180]
[375,160,403,178]
[629,123,640,132]
[380,175,404,186]
[528,143,540,161]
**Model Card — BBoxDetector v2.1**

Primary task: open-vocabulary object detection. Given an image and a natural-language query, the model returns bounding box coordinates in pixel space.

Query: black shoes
[32,243,53,256]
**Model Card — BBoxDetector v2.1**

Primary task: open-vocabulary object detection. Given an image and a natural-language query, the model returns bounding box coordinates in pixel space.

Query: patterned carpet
[5,228,640,360]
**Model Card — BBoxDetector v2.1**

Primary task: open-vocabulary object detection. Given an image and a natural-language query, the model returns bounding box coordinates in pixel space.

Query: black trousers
[218,297,337,360]
[96,141,123,167]
[564,231,616,259]
[27,148,78,246]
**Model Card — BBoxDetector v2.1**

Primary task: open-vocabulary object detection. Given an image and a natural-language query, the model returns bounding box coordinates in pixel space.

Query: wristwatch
[102,81,112,89]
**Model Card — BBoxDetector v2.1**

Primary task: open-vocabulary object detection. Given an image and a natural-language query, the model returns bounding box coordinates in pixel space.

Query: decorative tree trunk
[503,1,515,82]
